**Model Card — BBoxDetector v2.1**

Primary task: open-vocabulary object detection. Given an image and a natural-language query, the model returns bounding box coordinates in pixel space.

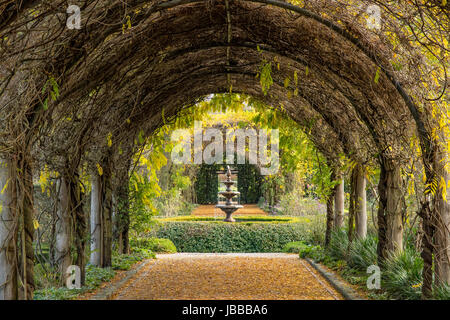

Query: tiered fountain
[216,166,243,222]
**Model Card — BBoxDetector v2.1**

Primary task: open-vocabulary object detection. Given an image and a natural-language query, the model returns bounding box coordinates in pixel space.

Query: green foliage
[382,247,423,300]
[434,284,450,300]
[278,193,326,216]
[129,170,160,234]
[327,229,349,261]
[298,244,325,261]
[348,234,378,270]
[195,164,219,204]
[34,265,115,300]
[258,61,273,95]
[130,237,177,253]
[283,241,308,253]
[34,249,155,300]
[153,221,311,253]
[237,164,263,204]
[112,249,156,271]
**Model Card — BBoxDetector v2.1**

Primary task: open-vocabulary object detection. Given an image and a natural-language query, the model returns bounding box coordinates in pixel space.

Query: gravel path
[110,253,343,300]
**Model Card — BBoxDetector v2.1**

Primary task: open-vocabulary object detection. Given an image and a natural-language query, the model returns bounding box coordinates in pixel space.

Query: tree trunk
[434,151,450,286]
[55,177,72,286]
[325,190,335,247]
[385,162,403,254]
[0,157,18,300]
[115,181,130,255]
[101,173,112,268]
[419,200,434,298]
[90,174,102,266]
[354,165,367,239]
[70,174,86,285]
[334,177,345,229]
[20,158,35,300]
[377,158,404,264]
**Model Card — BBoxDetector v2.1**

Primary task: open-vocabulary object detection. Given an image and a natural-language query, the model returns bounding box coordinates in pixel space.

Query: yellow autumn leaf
[106,132,112,147]
[96,163,103,176]
[1,178,10,194]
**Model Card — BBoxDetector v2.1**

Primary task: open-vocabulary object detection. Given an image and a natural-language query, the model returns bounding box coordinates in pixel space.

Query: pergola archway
[0,0,448,300]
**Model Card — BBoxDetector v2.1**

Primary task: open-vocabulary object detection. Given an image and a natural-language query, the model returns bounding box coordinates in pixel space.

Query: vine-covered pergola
[0,0,448,299]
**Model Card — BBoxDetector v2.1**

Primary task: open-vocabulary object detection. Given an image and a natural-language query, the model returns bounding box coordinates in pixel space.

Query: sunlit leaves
[96,163,103,176]
[374,67,381,84]
[258,61,273,96]
[41,76,60,110]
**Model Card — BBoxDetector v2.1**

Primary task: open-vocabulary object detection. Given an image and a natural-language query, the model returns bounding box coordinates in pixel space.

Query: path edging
[90,259,153,300]
[305,258,365,300]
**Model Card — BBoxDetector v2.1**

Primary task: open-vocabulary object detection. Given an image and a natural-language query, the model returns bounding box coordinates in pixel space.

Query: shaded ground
[110,253,343,300]
[191,204,267,216]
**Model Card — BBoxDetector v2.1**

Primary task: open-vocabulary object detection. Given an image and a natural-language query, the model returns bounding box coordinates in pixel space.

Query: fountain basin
[215,204,243,222]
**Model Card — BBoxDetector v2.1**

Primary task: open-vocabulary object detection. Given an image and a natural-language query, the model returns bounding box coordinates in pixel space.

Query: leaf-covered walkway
[110,253,343,300]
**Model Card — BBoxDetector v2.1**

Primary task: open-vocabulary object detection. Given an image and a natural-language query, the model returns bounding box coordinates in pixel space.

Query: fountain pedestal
[215,166,242,222]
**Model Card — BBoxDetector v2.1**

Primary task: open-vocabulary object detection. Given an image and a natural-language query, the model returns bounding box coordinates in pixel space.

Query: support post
[0,157,18,300]
[354,165,367,239]
[55,177,72,285]
[90,174,102,266]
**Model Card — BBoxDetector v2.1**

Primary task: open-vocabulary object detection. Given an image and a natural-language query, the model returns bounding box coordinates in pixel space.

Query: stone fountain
[216,166,243,222]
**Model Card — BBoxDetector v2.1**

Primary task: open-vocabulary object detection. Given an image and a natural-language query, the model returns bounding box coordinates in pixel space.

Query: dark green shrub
[112,249,155,270]
[195,164,219,204]
[327,229,349,260]
[130,237,177,253]
[283,241,308,253]
[298,244,325,261]
[348,234,378,270]
[153,222,308,252]
[434,284,450,300]
[382,247,423,300]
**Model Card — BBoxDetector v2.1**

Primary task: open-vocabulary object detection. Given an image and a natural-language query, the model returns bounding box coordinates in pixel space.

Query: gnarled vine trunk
[377,158,404,264]
[325,189,335,247]
[114,181,130,255]
[90,169,113,268]
[19,157,35,300]
[434,151,450,286]
[334,177,345,229]
[101,172,113,268]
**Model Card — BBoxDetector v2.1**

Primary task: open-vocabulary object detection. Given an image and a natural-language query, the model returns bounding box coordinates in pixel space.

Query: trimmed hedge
[130,237,177,253]
[153,222,309,252]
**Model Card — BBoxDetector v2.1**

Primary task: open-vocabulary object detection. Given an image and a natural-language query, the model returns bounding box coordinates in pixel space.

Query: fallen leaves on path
[111,254,342,300]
